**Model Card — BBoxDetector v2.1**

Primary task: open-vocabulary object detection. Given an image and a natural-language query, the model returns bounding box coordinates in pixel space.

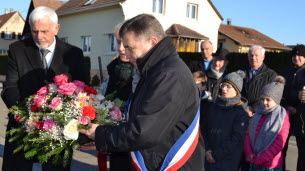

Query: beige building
[0,9,25,54]
[56,0,223,75]
[218,20,291,53]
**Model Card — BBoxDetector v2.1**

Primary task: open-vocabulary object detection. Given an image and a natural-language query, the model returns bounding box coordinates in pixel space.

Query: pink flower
[72,80,86,93]
[109,107,122,121]
[43,119,56,132]
[78,116,90,125]
[15,116,22,122]
[53,74,69,86]
[58,83,77,96]
[49,97,63,111]
[37,86,49,96]
[33,95,47,109]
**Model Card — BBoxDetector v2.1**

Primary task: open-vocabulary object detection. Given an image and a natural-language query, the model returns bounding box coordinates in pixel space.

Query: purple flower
[43,119,56,132]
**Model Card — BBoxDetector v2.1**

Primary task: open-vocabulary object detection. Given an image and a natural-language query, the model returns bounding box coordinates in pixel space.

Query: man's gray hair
[29,6,58,28]
[248,45,265,56]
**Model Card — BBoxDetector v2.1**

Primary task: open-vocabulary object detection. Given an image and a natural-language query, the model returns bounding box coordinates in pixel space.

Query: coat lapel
[24,41,43,69]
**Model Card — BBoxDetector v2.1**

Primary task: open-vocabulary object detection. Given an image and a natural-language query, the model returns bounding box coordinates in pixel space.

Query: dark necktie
[40,48,49,71]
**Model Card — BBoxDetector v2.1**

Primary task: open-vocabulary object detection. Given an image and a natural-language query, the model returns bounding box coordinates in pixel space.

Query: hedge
[178,51,293,74]
[0,52,294,78]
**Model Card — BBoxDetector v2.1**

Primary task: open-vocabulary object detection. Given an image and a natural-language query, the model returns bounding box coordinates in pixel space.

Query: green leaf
[24,147,40,159]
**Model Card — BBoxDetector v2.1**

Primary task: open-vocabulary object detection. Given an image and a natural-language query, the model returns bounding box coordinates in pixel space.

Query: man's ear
[150,36,159,46]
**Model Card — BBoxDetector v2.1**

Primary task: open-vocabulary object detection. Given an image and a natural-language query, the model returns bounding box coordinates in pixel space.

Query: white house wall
[58,6,124,71]
[58,0,222,71]
[121,0,222,51]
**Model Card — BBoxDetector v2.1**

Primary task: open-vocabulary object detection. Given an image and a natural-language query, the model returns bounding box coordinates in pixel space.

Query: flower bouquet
[6,74,125,167]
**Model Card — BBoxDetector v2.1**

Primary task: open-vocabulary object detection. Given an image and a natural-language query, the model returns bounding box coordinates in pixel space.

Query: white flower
[96,94,105,101]
[48,83,58,93]
[63,119,79,140]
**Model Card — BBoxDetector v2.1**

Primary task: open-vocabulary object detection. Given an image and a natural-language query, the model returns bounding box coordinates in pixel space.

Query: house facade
[218,20,291,53]
[0,10,24,54]
[56,0,223,75]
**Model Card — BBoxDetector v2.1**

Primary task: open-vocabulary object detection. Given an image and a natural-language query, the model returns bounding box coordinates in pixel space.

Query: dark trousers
[294,113,305,171]
[109,152,131,171]
[2,117,70,171]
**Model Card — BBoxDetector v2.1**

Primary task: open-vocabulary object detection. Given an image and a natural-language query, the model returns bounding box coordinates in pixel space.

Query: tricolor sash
[130,108,200,171]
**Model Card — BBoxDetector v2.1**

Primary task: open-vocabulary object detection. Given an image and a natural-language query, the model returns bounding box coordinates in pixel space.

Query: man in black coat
[80,14,204,171]
[241,45,277,115]
[205,48,229,101]
[281,44,305,171]
[1,6,86,171]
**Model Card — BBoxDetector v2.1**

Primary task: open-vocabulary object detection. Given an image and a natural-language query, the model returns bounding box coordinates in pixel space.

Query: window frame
[81,36,92,55]
[152,0,164,14]
[186,3,198,20]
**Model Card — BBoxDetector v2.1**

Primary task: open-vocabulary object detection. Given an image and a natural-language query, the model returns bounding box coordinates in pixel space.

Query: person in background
[205,48,229,101]
[280,44,305,170]
[193,71,208,99]
[244,76,290,171]
[97,23,132,171]
[242,45,277,117]
[1,6,86,171]
[105,23,134,101]
[80,14,204,170]
[188,40,214,73]
[289,44,305,171]
[202,70,248,171]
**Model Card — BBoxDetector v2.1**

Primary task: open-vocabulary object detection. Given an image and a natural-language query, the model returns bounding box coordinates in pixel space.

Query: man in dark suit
[188,40,214,73]
[1,6,86,171]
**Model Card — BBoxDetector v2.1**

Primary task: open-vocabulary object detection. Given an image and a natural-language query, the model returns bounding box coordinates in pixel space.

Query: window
[109,34,117,52]
[81,36,91,54]
[186,3,197,19]
[60,37,68,43]
[152,0,164,14]
[0,49,7,54]
[4,32,13,40]
[84,0,96,6]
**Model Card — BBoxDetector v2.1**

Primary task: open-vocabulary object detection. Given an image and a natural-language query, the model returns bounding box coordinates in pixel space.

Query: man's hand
[299,91,305,102]
[79,141,96,151]
[246,106,254,118]
[79,123,99,140]
[286,106,297,115]
[205,150,216,163]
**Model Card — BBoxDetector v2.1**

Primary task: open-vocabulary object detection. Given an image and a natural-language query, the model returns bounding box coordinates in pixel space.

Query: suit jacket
[188,58,212,73]
[1,36,87,109]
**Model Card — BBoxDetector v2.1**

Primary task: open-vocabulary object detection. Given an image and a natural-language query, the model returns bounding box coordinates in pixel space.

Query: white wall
[122,0,222,51]
[58,6,125,70]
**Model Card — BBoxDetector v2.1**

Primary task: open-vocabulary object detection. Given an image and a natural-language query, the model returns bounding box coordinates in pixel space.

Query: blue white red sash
[130,108,200,171]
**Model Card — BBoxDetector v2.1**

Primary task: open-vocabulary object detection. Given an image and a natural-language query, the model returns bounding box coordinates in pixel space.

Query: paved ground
[0,75,299,171]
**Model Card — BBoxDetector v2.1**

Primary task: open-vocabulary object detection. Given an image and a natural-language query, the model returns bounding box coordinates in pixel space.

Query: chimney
[227,18,232,25]
[4,8,8,14]
[10,8,14,13]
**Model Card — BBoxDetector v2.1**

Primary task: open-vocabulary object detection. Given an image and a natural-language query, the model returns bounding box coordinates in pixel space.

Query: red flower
[84,86,98,95]
[30,104,38,112]
[15,116,22,122]
[36,121,44,130]
[82,106,96,120]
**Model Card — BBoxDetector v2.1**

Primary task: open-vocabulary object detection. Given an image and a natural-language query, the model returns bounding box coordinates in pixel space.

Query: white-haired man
[1,6,86,171]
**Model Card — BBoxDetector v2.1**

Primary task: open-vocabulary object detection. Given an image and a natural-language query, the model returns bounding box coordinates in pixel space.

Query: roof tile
[56,0,125,16]
[166,24,208,39]
[219,24,290,50]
